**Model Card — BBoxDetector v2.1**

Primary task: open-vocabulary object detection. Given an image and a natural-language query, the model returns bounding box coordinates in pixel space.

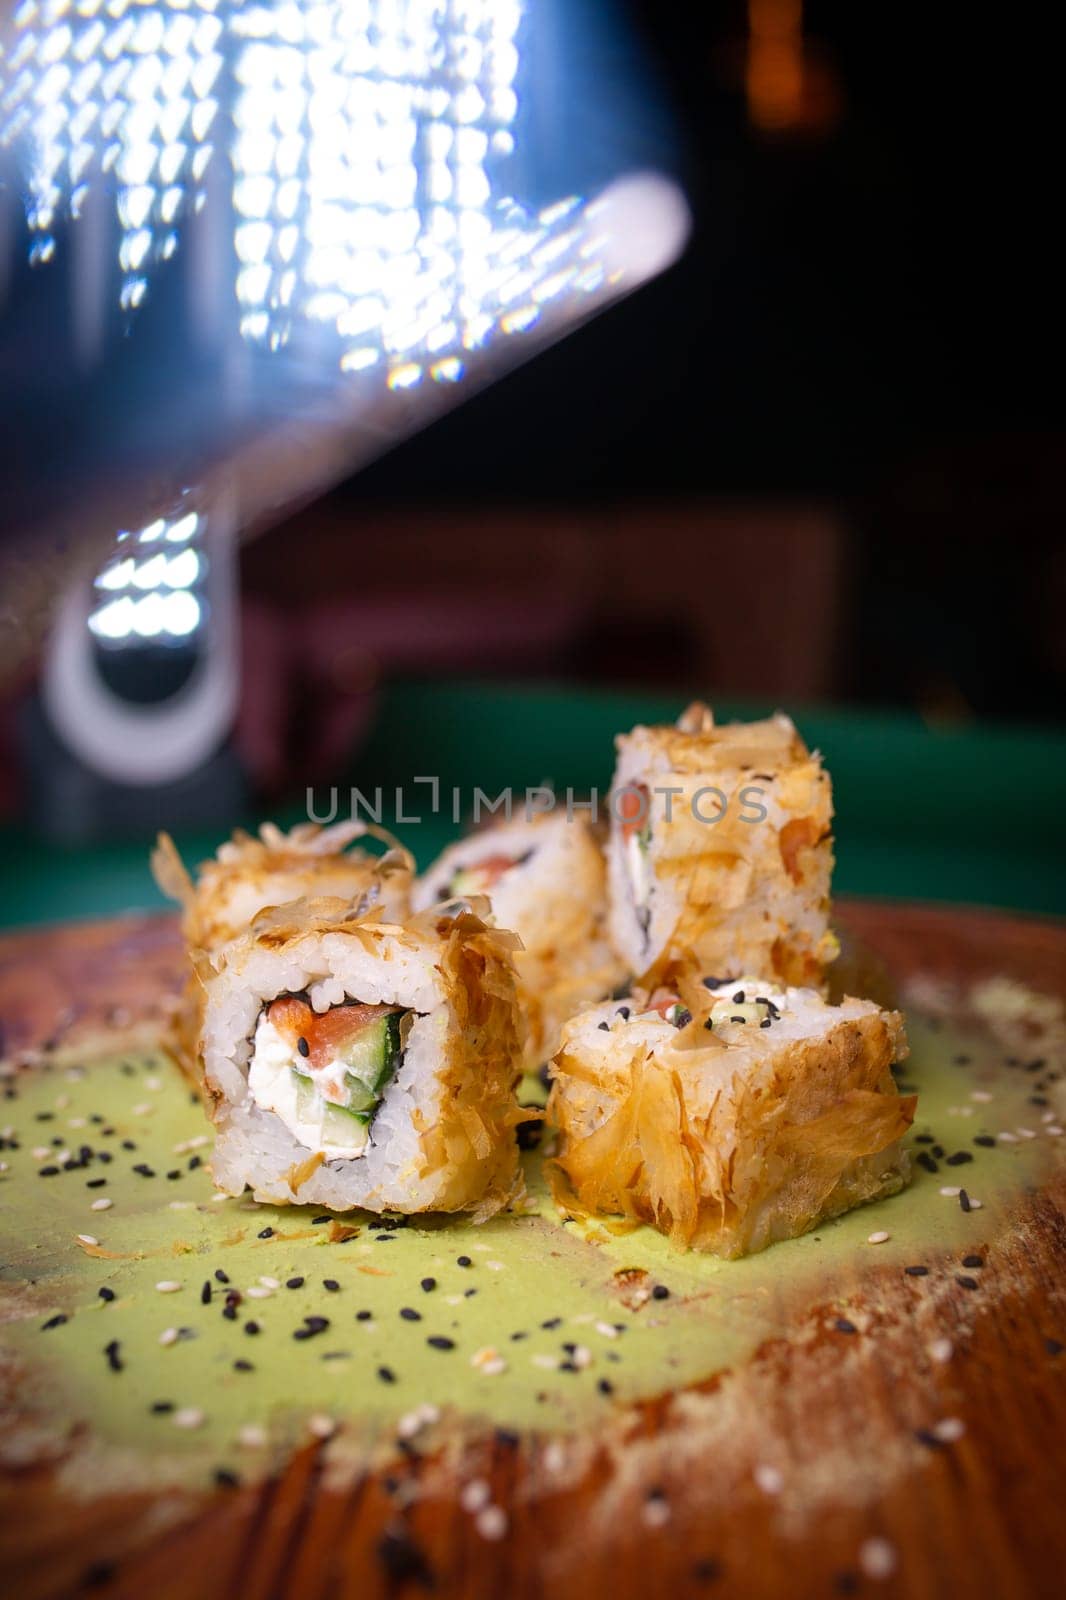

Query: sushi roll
[153,820,414,953]
[548,976,914,1257]
[194,898,527,1215]
[413,812,625,1071]
[607,702,837,989]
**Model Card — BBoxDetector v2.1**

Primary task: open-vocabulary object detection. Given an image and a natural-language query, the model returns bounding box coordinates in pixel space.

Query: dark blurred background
[245,0,1064,729]
[0,0,1063,903]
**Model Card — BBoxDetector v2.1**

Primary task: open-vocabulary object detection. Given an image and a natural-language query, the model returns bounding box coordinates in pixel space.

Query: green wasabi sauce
[0,1015,1057,1493]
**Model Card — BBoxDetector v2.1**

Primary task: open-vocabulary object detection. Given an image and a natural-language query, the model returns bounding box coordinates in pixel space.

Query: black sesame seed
[510,1330,528,1341]
[356,1309,373,1321]
[946,1151,973,1166]
[917,1152,939,1174]
[915,1134,935,1144]
[189,1155,203,1170]
[932,1144,945,1158]
[98,1286,116,1302]
[904,1265,929,1277]
[86,1177,107,1189]
[121,1139,136,1150]
[378,1365,397,1383]
[297,1037,310,1058]
[730,1015,746,1024]
[286,1277,305,1290]
[377,1528,433,1586]
[652,1284,670,1301]
[38,1165,59,1177]
[150,1401,174,1414]
[598,1378,615,1395]
[956,1275,979,1291]
[400,1307,421,1321]
[598,1021,610,1031]
[760,1019,772,1028]
[166,1170,182,1181]
[456,1255,472,1267]
[834,1318,857,1334]
[693,1557,723,1584]
[704,1018,715,1030]
[616,1006,631,1020]
[81,1561,117,1588]
[914,1428,945,1451]
[427,1335,455,1350]
[701,977,725,989]
[214,1468,240,1489]
[962,1254,984,1269]
[132,1163,155,1178]
[234,1359,254,1372]
[222,1304,238,1322]
[420,1277,437,1292]
[673,1008,692,1029]
[215,1269,230,1284]
[973,1135,995,1148]
[541,1316,562,1329]
[323,1279,340,1292]
[104,1339,123,1372]
[1045,1338,1064,1356]
[258,1227,274,1239]
[558,1360,578,1373]
[954,1054,972,1066]
[41,1313,68,1330]
[311,1215,331,1225]
[959,1190,972,1213]
[200,1281,212,1305]
[245,1321,260,1335]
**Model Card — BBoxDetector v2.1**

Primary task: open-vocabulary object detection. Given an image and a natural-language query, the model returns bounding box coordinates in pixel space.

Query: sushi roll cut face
[607,702,837,989]
[413,812,625,1071]
[198,900,525,1215]
[153,821,413,954]
[547,976,914,1257]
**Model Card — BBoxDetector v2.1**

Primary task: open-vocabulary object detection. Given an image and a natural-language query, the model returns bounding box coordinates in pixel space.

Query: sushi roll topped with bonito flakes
[414,810,625,1072]
[606,702,838,991]
[153,820,414,954]
[196,897,529,1217]
[547,976,914,1258]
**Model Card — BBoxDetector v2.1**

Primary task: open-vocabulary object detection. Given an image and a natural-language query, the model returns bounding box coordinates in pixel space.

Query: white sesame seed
[932,1417,966,1442]
[642,1495,671,1528]
[211,1192,229,1203]
[967,1197,983,1210]
[1016,1127,1037,1139]
[55,1095,70,1110]
[258,1276,281,1289]
[594,1320,620,1339]
[76,1234,99,1246]
[245,1285,273,1300]
[474,1506,508,1541]
[997,1131,1019,1143]
[929,1337,954,1364]
[532,1353,558,1369]
[68,1117,87,1129]
[173,1134,209,1154]
[867,1231,890,1245]
[460,1478,491,1513]
[168,1200,196,1211]
[970,1091,993,1103]
[485,1260,505,1271]
[155,1280,182,1293]
[238,1425,267,1449]
[172,1407,204,1430]
[158,1327,179,1347]
[307,1414,335,1439]
[859,1538,897,1580]
[32,1146,52,1161]
[144,1076,162,1091]
[132,1102,153,1117]
[754,1465,783,1495]
[939,1186,962,1198]
[1048,1126,1064,1137]
[90,1198,113,1212]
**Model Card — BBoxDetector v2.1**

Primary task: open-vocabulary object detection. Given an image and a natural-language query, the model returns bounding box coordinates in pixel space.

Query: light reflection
[89,504,206,644]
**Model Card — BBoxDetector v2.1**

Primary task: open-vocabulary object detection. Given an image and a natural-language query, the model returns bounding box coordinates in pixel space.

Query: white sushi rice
[203,924,461,1210]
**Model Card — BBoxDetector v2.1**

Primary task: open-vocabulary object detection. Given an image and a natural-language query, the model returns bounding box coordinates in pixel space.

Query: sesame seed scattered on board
[90,1198,113,1211]
[172,1407,205,1430]
[474,1506,508,1540]
[859,1538,897,1580]
[867,1231,890,1245]
[155,1281,182,1294]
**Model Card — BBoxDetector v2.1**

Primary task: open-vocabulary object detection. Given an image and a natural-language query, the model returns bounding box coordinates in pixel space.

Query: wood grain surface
[1,898,1064,1600]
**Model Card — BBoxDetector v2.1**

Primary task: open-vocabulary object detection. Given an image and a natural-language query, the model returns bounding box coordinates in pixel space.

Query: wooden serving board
[1,899,1064,1600]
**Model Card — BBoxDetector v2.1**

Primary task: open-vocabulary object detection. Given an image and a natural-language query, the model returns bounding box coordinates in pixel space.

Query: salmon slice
[267,996,402,1072]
